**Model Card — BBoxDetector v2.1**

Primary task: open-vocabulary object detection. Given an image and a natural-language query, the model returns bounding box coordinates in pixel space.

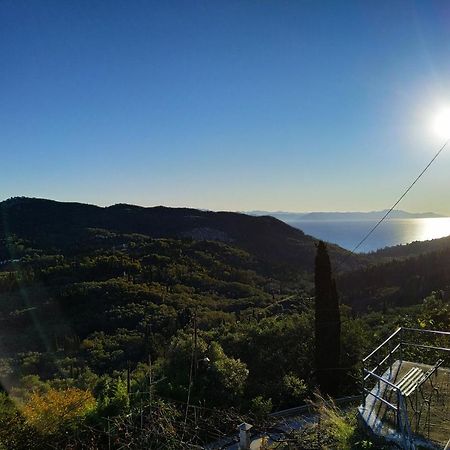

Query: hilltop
[3,198,450,314]
[0,197,359,272]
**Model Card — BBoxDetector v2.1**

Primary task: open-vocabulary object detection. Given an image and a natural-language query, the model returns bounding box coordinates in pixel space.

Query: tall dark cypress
[314,241,341,395]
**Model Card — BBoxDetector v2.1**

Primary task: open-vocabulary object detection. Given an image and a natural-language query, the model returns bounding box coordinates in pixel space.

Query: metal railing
[362,327,450,402]
[361,327,450,449]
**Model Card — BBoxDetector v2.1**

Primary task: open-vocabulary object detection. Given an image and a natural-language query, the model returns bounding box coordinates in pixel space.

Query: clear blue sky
[2,0,450,213]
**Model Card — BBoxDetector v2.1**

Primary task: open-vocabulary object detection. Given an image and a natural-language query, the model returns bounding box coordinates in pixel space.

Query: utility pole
[193,307,198,380]
[148,354,153,407]
[127,361,131,397]
[108,419,111,450]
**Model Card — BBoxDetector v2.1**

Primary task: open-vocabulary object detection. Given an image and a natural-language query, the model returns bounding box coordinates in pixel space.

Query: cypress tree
[314,241,341,395]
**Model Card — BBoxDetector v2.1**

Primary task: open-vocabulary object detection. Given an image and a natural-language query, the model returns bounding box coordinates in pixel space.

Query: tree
[314,241,341,395]
[21,387,95,434]
[206,341,249,402]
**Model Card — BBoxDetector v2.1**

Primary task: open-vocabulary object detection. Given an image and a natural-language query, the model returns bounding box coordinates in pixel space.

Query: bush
[21,387,95,434]
[250,395,272,418]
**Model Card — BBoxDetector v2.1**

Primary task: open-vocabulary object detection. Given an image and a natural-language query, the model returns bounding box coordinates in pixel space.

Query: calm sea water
[289,218,450,253]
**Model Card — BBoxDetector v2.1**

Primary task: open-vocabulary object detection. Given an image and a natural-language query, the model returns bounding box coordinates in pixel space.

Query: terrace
[359,327,450,449]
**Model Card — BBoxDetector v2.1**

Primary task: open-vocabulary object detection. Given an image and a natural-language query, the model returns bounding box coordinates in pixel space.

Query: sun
[431,106,450,140]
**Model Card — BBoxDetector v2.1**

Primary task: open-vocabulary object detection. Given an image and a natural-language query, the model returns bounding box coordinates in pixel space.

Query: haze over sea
[290,218,450,253]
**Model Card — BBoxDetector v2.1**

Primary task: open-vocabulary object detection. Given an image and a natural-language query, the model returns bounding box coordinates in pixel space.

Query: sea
[288,218,450,253]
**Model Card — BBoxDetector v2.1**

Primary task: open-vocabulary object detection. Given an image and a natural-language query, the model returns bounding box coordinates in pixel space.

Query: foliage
[250,395,273,418]
[0,393,41,450]
[0,197,449,446]
[314,396,355,449]
[339,247,450,311]
[21,387,95,434]
[284,396,359,449]
[94,376,129,417]
[282,373,307,403]
[207,341,249,401]
[314,241,341,395]
[418,291,450,329]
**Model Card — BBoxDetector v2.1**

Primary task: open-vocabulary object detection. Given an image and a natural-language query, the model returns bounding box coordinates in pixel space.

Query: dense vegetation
[339,245,450,311]
[314,241,341,396]
[0,197,448,448]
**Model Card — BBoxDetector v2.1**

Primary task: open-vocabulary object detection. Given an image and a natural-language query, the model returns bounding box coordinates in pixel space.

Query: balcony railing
[361,327,450,449]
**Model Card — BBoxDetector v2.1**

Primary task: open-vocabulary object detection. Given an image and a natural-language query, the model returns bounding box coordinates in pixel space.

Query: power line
[345,139,449,259]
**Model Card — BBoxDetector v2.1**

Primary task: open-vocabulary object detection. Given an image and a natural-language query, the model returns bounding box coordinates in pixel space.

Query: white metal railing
[361,327,450,449]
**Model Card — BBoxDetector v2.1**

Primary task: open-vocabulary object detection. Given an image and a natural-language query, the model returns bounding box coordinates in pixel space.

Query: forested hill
[0,197,357,272]
[370,234,450,259]
[0,196,367,430]
[335,234,450,311]
[0,197,448,448]
[339,244,450,311]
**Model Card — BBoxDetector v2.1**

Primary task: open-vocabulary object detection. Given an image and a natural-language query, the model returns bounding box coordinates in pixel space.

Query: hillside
[3,197,450,315]
[0,197,358,272]
[334,232,450,311]
[0,198,448,448]
[0,197,362,381]
[370,234,450,259]
[0,197,376,440]
[339,244,450,311]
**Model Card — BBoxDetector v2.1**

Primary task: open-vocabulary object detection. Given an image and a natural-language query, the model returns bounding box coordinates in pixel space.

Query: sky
[2,0,450,213]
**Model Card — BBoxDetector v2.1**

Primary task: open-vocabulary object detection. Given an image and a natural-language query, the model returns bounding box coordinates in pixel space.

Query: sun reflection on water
[416,217,450,242]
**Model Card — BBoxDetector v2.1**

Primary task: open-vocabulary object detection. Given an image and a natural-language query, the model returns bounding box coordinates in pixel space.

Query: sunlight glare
[431,106,450,140]
[417,217,450,242]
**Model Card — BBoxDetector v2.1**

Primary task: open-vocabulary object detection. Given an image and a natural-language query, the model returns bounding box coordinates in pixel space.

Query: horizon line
[1,196,449,217]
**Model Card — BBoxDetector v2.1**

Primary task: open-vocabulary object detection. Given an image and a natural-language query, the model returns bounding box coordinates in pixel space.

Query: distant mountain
[249,210,444,222]
[0,197,360,272]
[298,210,444,221]
[247,211,308,222]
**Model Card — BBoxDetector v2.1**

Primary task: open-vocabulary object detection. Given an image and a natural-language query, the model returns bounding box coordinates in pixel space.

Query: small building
[358,327,450,449]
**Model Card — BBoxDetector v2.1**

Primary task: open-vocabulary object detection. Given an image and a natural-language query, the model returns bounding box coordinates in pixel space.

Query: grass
[276,394,389,449]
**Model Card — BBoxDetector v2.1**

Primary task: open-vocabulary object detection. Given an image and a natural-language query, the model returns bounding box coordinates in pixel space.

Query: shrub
[21,387,95,434]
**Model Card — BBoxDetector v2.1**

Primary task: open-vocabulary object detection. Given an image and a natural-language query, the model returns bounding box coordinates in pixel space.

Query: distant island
[249,209,445,222]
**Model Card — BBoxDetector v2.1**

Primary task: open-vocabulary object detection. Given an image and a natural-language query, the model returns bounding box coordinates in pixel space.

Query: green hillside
[0,198,448,448]
[0,197,358,272]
